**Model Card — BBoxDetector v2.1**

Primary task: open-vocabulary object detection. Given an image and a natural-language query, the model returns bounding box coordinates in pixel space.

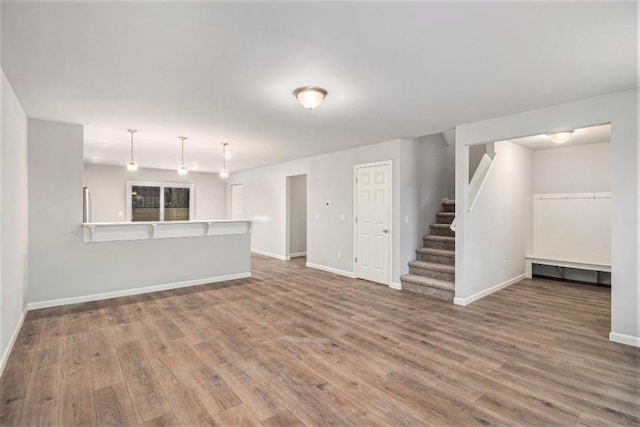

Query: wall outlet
[340,214,345,221]
[118,211,123,217]
[315,213,320,220]
[337,251,342,259]
[404,215,409,224]
[503,259,507,270]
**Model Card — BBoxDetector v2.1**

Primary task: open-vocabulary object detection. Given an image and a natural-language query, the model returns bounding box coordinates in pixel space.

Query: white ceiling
[508,124,611,152]
[2,2,637,172]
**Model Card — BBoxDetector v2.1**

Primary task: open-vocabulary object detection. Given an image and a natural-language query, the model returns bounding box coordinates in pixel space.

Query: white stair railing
[467,152,497,212]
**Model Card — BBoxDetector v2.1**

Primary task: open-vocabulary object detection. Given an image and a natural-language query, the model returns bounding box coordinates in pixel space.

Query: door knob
[382,229,389,233]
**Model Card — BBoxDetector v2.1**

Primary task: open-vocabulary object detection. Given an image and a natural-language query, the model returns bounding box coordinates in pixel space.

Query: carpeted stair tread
[416,247,455,257]
[400,274,454,291]
[430,224,455,230]
[408,260,455,273]
[422,235,455,243]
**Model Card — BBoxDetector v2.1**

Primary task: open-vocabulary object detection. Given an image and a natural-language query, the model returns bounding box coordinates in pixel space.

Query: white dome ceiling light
[293,86,328,110]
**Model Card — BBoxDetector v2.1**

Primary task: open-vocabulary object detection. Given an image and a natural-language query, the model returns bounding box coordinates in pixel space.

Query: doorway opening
[286,174,307,260]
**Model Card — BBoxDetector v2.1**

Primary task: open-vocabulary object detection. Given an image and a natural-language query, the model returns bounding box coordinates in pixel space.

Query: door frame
[352,160,393,286]
[230,183,244,219]
[285,174,308,260]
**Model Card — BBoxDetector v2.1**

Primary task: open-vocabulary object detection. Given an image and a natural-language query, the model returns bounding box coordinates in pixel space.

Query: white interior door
[355,163,391,285]
[231,184,243,219]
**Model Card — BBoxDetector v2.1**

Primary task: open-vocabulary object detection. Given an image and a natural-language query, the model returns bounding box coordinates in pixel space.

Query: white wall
[533,142,611,193]
[0,69,28,374]
[28,119,250,305]
[455,88,639,346]
[83,164,227,222]
[287,174,307,256]
[229,135,448,284]
[446,143,456,200]
[457,141,533,299]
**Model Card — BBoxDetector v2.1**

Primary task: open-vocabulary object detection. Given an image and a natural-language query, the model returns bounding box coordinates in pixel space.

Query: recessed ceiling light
[548,130,574,143]
[293,86,328,110]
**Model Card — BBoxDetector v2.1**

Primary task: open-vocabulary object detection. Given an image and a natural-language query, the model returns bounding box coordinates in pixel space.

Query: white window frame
[127,180,195,222]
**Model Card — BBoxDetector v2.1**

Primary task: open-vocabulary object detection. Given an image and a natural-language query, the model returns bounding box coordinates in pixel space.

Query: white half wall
[455,88,639,345]
[28,119,251,306]
[0,69,28,375]
[84,164,227,222]
[457,141,533,299]
[533,142,611,194]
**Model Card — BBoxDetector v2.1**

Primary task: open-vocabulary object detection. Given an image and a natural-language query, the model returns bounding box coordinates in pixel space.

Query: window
[127,181,194,222]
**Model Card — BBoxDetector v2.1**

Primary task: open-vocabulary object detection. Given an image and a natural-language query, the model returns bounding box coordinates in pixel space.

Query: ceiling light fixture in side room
[293,86,328,110]
[126,129,139,171]
[177,136,188,175]
[220,143,230,179]
[548,130,574,143]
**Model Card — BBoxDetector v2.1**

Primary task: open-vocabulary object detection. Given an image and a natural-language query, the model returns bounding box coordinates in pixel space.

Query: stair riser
[441,203,455,213]
[401,281,454,302]
[423,239,455,251]
[430,226,455,238]
[417,253,455,265]
[408,266,455,282]
[436,213,455,225]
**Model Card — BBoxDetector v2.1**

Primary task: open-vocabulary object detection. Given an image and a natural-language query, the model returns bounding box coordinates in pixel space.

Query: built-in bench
[525,255,611,280]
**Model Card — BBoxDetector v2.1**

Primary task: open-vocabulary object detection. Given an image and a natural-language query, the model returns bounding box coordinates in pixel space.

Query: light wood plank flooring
[0,254,638,426]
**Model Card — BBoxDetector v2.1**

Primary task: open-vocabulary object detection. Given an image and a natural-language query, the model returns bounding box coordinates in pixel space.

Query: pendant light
[293,86,328,110]
[126,129,138,171]
[177,136,188,175]
[220,143,230,179]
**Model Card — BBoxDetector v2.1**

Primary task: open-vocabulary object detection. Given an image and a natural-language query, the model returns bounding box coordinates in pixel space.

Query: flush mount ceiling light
[126,129,138,171]
[220,143,230,179]
[548,130,574,143]
[177,136,188,175]
[293,86,328,110]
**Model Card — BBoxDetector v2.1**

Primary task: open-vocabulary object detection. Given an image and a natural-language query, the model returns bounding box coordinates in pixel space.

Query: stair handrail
[467,152,497,212]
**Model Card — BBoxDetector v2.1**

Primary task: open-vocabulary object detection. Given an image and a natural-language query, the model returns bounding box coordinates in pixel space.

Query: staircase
[400,199,455,301]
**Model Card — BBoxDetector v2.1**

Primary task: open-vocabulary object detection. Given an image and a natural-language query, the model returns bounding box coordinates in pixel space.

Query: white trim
[353,160,393,286]
[305,262,356,278]
[389,282,402,290]
[27,272,251,311]
[454,273,526,306]
[0,309,27,378]
[289,252,307,258]
[251,249,289,261]
[609,332,640,348]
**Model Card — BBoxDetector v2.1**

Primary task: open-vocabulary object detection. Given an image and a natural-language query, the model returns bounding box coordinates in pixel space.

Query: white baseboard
[305,262,356,278]
[27,272,252,311]
[454,273,526,306]
[251,249,289,261]
[389,282,402,290]
[0,309,27,378]
[289,252,307,258]
[609,332,640,348]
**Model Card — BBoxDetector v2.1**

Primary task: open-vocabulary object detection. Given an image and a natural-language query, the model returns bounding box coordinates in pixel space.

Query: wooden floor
[0,255,638,426]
